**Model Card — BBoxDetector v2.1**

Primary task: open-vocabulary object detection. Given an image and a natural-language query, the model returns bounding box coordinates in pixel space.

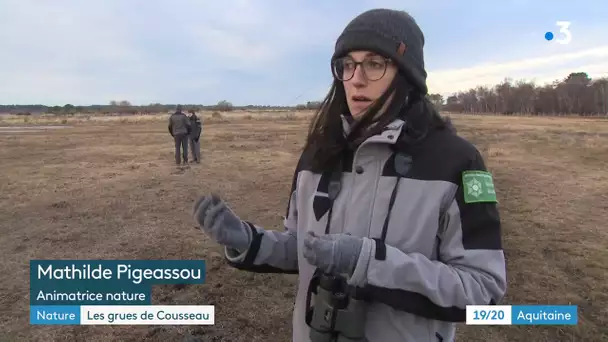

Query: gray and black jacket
[189,113,202,140]
[224,114,506,341]
[168,111,191,137]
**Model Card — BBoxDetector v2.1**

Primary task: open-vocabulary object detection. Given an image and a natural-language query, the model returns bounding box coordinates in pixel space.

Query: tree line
[2,72,606,116]
[427,72,608,116]
[0,101,315,116]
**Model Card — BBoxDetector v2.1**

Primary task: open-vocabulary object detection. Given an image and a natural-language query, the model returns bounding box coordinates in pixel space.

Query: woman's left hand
[303,231,363,276]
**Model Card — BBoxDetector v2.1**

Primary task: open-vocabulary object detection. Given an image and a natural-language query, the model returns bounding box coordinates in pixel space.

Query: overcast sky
[1,0,607,106]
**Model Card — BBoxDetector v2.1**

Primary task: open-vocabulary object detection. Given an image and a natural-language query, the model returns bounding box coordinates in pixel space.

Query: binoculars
[305,270,368,342]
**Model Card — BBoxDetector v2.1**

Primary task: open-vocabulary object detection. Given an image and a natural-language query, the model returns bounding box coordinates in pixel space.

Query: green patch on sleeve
[462,170,498,204]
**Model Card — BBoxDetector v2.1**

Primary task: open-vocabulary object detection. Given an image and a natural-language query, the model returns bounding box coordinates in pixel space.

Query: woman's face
[341,50,398,120]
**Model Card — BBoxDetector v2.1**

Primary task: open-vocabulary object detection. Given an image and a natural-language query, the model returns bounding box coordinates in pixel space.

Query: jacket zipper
[351,138,385,238]
[341,165,355,234]
[367,160,381,238]
[348,128,401,237]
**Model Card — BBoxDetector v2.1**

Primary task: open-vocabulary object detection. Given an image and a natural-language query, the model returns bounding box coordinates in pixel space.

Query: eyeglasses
[332,56,392,81]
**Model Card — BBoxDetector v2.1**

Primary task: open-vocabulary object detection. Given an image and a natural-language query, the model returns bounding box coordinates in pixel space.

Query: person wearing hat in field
[193,8,506,342]
[168,104,191,166]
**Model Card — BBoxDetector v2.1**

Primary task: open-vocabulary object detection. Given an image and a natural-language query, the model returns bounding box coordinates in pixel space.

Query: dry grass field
[0,111,607,341]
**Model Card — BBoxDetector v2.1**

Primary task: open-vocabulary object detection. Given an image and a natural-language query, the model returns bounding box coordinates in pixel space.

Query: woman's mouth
[352,95,371,101]
[351,95,372,104]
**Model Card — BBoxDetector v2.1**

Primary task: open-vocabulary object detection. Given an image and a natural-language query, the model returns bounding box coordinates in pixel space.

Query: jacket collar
[340,114,406,146]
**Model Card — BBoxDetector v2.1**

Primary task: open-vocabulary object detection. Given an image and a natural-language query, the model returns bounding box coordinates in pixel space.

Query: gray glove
[303,231,363,276]
[193,194,251,252]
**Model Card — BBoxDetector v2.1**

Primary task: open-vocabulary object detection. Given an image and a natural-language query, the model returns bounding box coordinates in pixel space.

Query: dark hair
[302,71,451,172]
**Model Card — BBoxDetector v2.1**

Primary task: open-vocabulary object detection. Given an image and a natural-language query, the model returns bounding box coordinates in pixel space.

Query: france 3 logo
[545,21,571,45]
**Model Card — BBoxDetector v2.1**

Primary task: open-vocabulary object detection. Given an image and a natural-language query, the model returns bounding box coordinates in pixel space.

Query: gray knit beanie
[332,9,428,95]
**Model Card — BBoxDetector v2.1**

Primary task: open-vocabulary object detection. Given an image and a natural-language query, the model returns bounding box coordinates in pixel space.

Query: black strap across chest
[321,150,413,244]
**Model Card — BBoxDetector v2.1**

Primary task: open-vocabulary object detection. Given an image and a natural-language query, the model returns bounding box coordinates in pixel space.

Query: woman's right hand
[193,194,252,252]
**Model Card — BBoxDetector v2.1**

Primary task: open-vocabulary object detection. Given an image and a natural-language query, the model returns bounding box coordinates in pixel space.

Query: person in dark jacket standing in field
[188,109,202,163]
[192,8,506,342]
[168,105,191,166]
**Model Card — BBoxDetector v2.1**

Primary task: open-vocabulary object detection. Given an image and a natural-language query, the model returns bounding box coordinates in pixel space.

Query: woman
[193,8,506,342]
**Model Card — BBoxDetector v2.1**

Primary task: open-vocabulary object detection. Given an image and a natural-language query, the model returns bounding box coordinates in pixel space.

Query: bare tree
[443,72,608,116]
[427,93,444,110]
